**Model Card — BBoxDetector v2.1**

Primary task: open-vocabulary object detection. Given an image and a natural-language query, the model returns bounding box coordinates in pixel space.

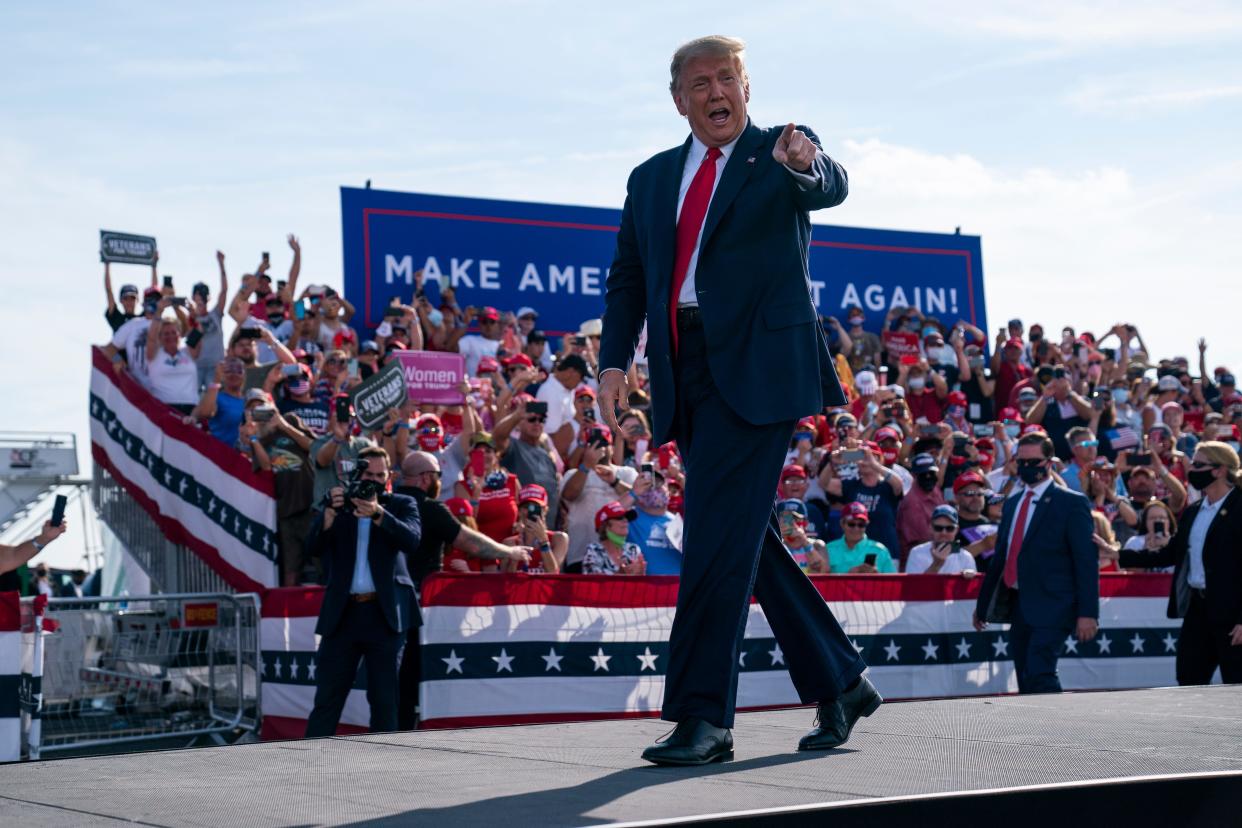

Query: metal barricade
[38,593,261,755]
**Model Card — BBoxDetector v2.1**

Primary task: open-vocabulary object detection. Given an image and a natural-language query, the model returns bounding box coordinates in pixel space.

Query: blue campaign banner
[341,187,986,340]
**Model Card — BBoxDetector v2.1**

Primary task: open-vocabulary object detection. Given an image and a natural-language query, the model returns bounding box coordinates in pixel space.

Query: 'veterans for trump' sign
[341,187,987,341]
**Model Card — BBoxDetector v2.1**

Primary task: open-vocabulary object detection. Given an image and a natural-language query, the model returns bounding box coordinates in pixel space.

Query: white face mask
[909,376,926,391]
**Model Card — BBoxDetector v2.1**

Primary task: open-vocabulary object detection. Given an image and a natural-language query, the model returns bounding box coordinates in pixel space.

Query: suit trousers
[1008,591,1070,694]
[305,599,403,737]
[1176,591,1242,685]
[660,315,866,729]
[397,627,421,730]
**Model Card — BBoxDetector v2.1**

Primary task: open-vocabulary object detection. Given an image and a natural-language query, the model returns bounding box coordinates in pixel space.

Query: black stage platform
[2,685,1240,826]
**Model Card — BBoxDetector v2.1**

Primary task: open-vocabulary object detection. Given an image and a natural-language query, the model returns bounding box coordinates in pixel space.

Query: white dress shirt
[1006,476,1054,588]
[1186,491,1227,589]
[676,132,821,307]
[351,517,377,594]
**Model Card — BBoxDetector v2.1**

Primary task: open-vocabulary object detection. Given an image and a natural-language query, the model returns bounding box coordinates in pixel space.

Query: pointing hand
[772,123,817,172]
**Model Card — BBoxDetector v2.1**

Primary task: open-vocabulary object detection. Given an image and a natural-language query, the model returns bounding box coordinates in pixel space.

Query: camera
[523,502,543,520]
[282,363,302,377]
[251,406,276,423]
[238,327,263,340]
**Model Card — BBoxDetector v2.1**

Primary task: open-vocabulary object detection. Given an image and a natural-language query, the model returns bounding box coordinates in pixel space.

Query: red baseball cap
[1021,423,1047,436]
[514,392,536,405]
[445,497,474,518]
[574,385,597,400]
[415,413,442,428]
[595,500,638,530]
[478,306,501,322]
[780,464,807,480]
[333,329,356,349]
[842,502,870,524]
[999,406,1023,422]
[796,417,817,432]
[518,484,548,507]
[501,353,534,369]
[947,390,968,407]
[874,426,902,443]
[1004,338,1024,350]
[477,356,500,375]
[953,471,987,495]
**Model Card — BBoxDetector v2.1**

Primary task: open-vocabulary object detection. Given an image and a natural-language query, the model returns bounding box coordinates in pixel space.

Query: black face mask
[1017,461,1048,486]
[1187,468,1218,492]
[916,473,938,492]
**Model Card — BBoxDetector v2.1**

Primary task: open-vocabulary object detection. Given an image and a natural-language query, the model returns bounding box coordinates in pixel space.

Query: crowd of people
[100,245,1242,591]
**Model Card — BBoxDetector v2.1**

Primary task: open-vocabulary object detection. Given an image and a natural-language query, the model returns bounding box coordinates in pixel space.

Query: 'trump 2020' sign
[341,187,987,338]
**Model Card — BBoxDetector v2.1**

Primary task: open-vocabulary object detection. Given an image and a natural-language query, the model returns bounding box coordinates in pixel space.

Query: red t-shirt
[474,474,520,542]
[906,390,946,424]
[997,362,1032,410]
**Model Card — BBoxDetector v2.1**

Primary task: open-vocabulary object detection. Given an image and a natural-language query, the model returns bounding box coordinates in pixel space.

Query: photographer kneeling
[305,446,421,737]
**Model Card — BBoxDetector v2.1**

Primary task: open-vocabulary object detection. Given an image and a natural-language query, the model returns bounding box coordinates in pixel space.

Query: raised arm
[104,260,116,312]
[229,274,256,324]
[283,235,301,302]
[215,250,229,315]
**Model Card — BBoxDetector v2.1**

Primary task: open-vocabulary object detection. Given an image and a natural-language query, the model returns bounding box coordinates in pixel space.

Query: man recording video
[305,446,421,737]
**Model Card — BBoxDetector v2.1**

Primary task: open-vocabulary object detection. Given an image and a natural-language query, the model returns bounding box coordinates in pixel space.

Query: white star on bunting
[590,647,611,672]
[637,647,658,671]
[307,659,317,680]
[992,637,1008,657]
[274,658,283,678]
[492,649,515,673]
[955,638,972,659]
[442,650,464,674]
[738,651,747,667]
[289,659,299,679]
[884,640,901,661]
[541,648,563,672]
[852,639,864,653]
[922,640,940,661]
[1129,633,1145,653]
[1064,636,1078,654]
[768,645,785,666]
[1097,634,1112,654]
[1162,633,1178,653]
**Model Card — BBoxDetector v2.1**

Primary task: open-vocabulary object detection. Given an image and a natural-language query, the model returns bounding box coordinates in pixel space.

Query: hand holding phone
[50,494,68,527]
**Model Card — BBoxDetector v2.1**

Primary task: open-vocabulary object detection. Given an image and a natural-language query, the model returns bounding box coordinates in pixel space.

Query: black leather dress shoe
[641,718,734,766]
[798,675,882,751]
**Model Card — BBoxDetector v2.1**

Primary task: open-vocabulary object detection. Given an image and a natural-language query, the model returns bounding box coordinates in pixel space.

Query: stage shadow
[349,748,852,827]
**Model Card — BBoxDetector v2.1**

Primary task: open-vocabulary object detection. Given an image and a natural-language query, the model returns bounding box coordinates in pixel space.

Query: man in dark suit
[599,35,880,766]
[974,432,1099,693]
[1114,441,1242,684]
[305,446,422,737]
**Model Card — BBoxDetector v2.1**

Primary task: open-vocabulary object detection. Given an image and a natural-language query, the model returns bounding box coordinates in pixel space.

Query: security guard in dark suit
[305,446,422,737]
[1118,441,1242,684]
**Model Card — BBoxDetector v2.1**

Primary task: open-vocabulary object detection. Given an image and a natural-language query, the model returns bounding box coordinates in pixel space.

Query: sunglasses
[844,520,867,528]
[958,490,984,498]
[931,524,957,532]
[1190,461,1220,470]
[1075,440,1099,449]
[325,358,346,366]
[1017,458,1046,468]
[419,426,442,434]
[526,415,547,424]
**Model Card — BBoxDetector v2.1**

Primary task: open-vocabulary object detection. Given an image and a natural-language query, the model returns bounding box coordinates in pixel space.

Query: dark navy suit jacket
[311,493,422,637]
[976,483,1099,628]
[600,120,848,446]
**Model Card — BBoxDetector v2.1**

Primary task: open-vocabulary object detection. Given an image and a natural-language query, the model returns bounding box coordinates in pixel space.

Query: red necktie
[669,146,722,352]
[1003,490,1035,588]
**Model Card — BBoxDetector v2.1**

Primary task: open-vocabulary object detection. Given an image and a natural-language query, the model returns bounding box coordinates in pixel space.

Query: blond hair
[1195,440,1241,486]
[669,36,747,94]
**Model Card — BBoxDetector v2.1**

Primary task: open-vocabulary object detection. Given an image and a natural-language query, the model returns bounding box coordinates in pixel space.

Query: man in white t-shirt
[537,354,590,440]
[447,306,504,376]
[104,287,163,388]
[905,505,978,576]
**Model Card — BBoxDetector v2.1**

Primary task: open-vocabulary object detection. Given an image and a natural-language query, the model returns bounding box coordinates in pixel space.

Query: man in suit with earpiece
[975,431,1100,693]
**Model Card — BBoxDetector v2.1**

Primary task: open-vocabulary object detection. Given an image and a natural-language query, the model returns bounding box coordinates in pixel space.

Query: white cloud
[828,138,1241,362]
[1068,77,1242,112]
[897,1,1242,45]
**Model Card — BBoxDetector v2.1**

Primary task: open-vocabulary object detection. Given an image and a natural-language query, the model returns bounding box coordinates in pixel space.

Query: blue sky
[3,2,1240,568]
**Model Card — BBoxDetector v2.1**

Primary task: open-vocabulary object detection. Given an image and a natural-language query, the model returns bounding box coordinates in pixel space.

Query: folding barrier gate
[33,593,261,757]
